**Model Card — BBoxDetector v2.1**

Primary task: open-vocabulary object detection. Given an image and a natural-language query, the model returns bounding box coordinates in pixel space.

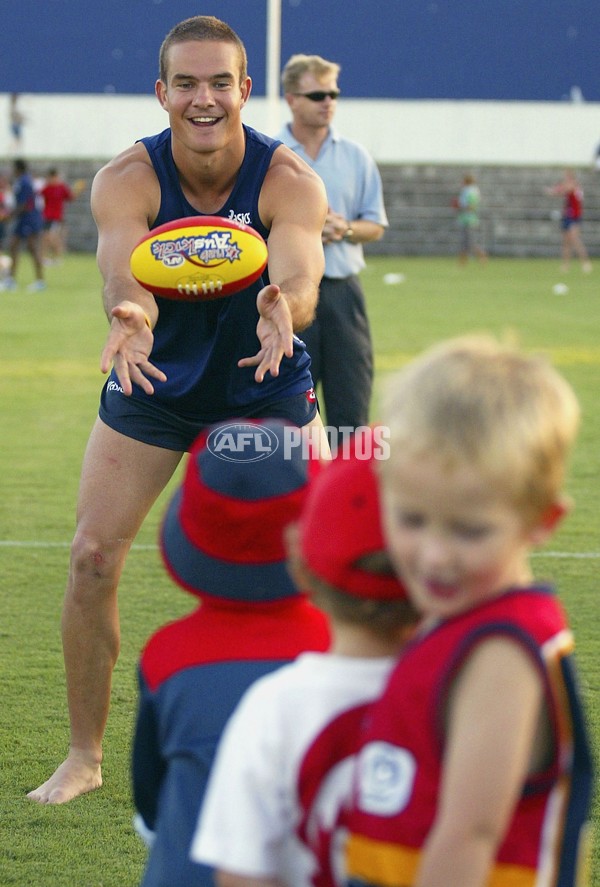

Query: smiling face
[155,40,251,158]
[381,453,545,620]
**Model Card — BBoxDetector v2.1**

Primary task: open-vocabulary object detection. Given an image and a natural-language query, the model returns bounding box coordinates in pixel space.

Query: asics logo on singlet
[107,380,124,394]
[228,210,252,226]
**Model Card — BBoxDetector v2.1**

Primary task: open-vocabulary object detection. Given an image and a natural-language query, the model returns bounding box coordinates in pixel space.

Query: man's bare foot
[27,753,102,804]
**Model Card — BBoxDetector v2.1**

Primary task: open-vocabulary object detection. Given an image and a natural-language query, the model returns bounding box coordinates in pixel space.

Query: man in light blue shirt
[278,55,388,440]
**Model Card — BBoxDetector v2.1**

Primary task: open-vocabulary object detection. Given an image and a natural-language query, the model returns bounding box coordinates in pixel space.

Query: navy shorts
[99,381,319,452]
[14,215,43,238]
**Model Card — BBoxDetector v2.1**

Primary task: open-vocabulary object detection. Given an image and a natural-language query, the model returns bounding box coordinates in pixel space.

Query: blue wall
[1,0,598,101]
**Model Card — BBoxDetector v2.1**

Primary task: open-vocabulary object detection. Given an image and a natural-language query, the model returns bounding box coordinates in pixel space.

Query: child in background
[454,174,487,266]
[0,168,14,243]
[132,419,330,887]
[545,169,592,273]
[345,335,593,887]
[0,158,45,292]
[0,167,14,278]
[192,437,419,887]
[41,169,86,264]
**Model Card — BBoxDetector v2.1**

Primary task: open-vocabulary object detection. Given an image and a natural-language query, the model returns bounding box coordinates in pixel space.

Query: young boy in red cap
[131,419,330,887]
[191,436,419,887]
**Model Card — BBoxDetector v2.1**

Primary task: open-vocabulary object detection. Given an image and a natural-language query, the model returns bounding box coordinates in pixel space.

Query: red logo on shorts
[305,387,317,403]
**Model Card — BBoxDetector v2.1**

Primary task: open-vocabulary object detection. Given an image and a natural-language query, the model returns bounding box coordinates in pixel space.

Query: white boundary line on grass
[0,540,157,551]
[1,540,600,558]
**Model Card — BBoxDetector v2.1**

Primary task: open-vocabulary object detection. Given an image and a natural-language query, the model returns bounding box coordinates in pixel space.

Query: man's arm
[323,209,385,244]
[263,145,327,329]
[238,148,327,382]
[91,146,166,395]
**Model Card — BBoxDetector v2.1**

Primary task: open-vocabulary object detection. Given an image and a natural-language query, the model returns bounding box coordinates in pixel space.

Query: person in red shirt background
[545,168,592,273]
[40,168,86,264]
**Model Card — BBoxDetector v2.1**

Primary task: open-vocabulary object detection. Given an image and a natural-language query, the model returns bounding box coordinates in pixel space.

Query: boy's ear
[529,496,571,546]
[284,522,311,591]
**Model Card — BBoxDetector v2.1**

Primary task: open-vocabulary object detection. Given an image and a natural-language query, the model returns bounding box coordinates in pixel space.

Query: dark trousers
[300,274,373,434]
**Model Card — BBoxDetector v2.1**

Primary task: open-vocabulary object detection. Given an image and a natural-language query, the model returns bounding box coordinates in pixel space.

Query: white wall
[2,92,599,166]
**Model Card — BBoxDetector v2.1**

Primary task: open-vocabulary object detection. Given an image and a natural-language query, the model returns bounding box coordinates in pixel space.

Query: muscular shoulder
[259,144,327,226]
[92,142,160,225]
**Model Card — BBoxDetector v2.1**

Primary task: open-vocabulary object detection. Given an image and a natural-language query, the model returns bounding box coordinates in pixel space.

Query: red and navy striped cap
[160,418,320,603]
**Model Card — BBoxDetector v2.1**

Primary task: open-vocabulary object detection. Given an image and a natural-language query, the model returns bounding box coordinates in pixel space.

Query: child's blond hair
[380,335,580,524]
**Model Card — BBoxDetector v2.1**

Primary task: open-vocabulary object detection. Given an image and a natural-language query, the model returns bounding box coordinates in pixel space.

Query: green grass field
[1,253,598,885]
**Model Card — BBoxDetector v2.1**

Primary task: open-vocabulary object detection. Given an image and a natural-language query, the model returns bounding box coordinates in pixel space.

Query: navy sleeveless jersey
[110,125,313,420]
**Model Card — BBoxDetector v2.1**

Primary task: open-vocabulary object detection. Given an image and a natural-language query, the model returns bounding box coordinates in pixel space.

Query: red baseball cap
[299,442,408,601]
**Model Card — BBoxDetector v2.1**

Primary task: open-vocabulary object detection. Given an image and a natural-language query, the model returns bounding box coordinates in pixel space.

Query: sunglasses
[293,90,340,102]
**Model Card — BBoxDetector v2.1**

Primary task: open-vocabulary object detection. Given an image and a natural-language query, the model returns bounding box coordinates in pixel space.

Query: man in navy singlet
[28,15,329,806]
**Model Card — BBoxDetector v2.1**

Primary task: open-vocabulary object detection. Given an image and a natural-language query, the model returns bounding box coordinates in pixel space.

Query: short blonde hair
[380,335,580,523]
[281,54,340,94]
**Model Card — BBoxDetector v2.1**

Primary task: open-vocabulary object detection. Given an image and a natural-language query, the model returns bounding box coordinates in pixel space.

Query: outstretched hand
[238,284,295,383]
[100,301,166,395]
